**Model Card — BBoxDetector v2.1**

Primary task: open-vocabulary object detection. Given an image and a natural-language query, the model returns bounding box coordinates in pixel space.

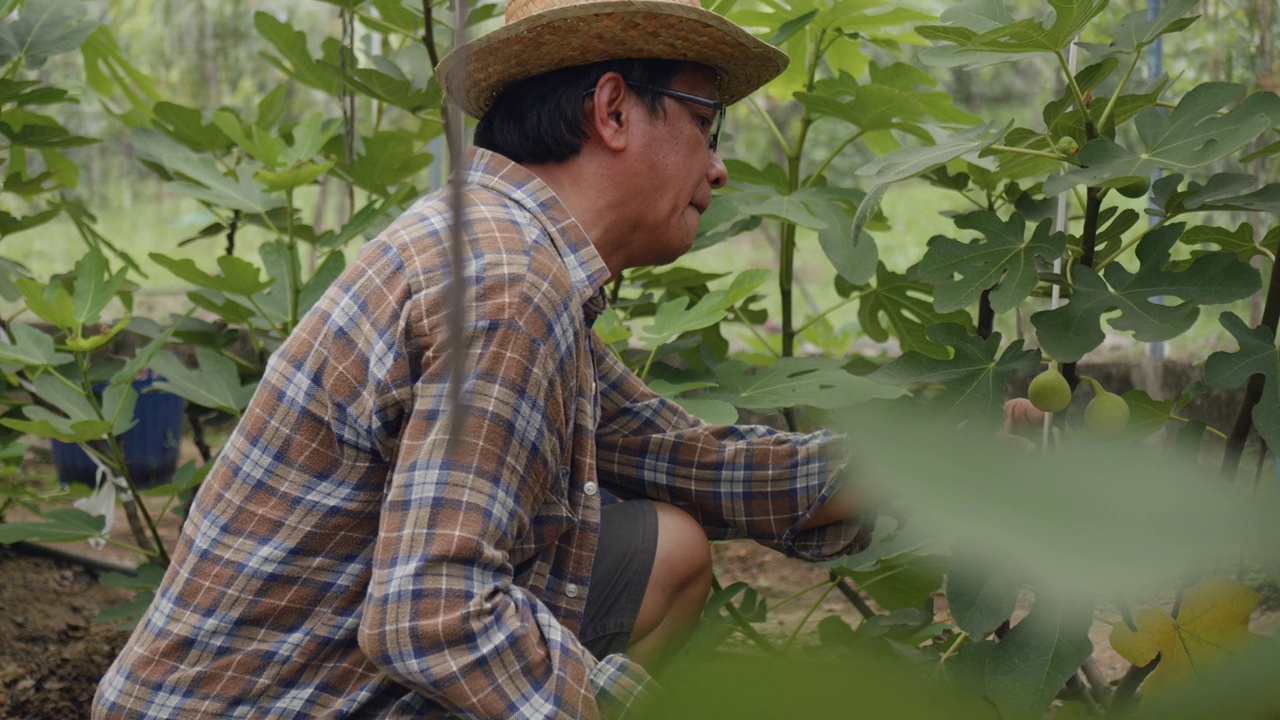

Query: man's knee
[627,502,712,670]
[650,502,712,603]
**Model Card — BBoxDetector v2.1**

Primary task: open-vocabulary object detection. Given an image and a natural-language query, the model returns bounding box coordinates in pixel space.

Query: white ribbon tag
[73,454,120,551]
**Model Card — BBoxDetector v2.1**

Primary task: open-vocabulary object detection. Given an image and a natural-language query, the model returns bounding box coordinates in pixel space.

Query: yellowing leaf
[1109,577,1260,697]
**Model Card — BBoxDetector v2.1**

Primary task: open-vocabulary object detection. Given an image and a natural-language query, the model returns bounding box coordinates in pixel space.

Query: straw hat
[435,0,789,119]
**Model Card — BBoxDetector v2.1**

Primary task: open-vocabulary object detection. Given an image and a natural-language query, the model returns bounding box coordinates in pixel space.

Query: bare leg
[625,502,712,673]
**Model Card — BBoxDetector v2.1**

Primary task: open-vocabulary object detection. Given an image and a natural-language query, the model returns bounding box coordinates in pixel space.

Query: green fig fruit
[1028,365,1072,413]
[1082,377,1130,437]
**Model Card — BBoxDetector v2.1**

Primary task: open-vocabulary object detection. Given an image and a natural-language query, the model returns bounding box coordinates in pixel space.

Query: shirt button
[583,481,598,496]
[566,584,579,598]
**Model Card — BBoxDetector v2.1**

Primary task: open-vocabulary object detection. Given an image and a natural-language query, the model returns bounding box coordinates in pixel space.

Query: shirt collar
[464,147,612,320]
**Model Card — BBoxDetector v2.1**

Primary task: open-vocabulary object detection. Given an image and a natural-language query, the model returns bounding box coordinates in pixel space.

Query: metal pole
[1147,0,1166,360]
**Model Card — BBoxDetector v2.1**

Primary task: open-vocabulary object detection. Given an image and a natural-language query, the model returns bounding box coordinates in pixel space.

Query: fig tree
[1082,376,1130,437]
[1028,364,1071,413]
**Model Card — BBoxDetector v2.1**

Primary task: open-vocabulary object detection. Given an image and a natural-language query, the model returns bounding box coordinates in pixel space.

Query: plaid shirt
[94,149,868,719]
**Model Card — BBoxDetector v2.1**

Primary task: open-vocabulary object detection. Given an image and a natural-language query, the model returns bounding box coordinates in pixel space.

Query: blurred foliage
[0,0,1278,715]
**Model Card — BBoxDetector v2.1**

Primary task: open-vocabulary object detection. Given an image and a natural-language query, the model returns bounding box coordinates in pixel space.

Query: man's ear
[587,72,630,152]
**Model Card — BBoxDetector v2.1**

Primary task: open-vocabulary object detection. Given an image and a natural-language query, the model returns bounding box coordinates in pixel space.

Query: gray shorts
[579,499,658,659]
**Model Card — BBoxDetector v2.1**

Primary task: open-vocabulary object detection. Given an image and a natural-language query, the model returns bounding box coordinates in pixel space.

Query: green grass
[1,187,312,320]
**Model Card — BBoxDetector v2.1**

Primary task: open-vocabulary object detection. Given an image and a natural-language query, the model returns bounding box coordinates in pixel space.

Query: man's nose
[708,151,728,189]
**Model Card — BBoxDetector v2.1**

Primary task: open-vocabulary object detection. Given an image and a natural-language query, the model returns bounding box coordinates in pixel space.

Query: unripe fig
[1028,364,1072,413]
[1082,377,1130,437]
[1055,136,1080,157]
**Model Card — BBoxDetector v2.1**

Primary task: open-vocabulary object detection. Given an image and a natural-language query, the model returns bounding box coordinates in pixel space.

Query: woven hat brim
[437,1,789,118]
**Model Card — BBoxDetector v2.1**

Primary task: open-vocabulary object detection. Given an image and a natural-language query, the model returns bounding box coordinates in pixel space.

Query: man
[94,0,871,716]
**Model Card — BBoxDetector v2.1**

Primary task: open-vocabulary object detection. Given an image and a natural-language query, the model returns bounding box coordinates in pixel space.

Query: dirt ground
[1,485,1277,719]
[0,546,132,719]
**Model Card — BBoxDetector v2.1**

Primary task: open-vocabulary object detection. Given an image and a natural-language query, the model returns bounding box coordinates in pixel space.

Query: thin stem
[284,188,300,335]
[957,190,989,211]
[728,309,781,359]
[639,347,659,382]
[1221,239,1280,479]
[778,29,823,363]
[938,631,969,663]
[747,95,792,157]
[1169,414,1229,440]
[75,354,169,563]
[1111,656,1159,717]
[771,577,837,610]
[94,535,156,557]
[1096,52,1142,133]
[803,130,865,188]
[829,575,875,619]
[421,0,442,68]
[779,219,796,359]
[1055,48,1093,128]
[852,564,910,591]
[987,143,1080,163]
[784,578,839,651]
[795,290,868,336]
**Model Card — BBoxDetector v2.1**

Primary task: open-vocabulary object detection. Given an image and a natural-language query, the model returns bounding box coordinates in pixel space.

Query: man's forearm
[797,484,862,531]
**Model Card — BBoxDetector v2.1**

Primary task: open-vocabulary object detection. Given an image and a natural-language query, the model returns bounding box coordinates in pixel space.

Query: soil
[1,470,1277,719]
[0,546,131,720]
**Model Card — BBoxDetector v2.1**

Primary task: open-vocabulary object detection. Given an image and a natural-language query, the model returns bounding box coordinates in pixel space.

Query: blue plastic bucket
[51,376,186,489]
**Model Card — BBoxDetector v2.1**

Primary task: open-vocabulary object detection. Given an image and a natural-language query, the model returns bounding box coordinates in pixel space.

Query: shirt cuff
[590,652,655,719]
[782,463,876,562]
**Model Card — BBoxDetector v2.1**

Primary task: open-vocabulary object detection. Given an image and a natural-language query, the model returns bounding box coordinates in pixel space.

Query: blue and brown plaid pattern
[93,149,868,719]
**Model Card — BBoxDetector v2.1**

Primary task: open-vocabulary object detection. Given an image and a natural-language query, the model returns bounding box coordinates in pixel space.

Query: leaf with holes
[703,357,904,411]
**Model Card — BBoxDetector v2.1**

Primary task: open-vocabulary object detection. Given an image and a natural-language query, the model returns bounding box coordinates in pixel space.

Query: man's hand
[1000,397,1048,449]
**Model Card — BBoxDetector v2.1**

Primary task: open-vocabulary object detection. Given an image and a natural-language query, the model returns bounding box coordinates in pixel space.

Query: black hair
[473,59,683,164]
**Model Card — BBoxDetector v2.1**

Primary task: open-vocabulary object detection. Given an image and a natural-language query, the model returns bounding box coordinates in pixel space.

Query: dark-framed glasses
[627,83,725,152]
[583,82,726,152]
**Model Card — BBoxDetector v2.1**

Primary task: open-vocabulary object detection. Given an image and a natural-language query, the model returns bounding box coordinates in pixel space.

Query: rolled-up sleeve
[591,335,872,561]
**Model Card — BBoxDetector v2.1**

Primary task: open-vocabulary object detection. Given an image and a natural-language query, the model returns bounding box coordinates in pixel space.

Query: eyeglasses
[584,82,726,152]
